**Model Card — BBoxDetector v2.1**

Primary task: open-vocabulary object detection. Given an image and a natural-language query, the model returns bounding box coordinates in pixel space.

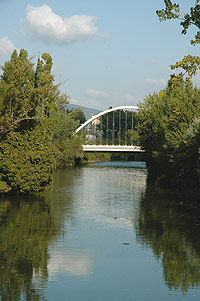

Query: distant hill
[67,103,101,120]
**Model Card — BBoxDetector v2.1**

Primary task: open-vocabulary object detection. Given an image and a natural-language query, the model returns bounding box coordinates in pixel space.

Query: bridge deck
[82,145,143,153]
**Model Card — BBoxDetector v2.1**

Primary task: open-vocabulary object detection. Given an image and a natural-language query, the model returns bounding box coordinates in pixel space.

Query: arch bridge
[75,105,143,153]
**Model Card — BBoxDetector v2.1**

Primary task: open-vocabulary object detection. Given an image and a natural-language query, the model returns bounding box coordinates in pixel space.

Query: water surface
[0,161,200,300]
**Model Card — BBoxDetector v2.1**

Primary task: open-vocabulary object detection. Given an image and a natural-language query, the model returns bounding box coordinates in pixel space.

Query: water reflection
[46,167,78,232]
[76,164,147,228]
[137,186,200,292]
[2,163,200,300]
[48,249,93,279]
[0,194,57,301]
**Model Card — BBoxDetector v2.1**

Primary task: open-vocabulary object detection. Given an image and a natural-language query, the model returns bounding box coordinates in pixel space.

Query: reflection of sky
[47,164,147,287]
[48,249,93,279]
[73,166,147,230]
[40,164,200,299]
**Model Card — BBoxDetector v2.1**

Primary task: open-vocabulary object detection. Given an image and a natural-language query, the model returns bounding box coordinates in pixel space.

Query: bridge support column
[131,111,134,145]
[125,111,127,145]
[119,110,121,145]
[112,111,115,144]
[100,116,103,145]
[106,114,109,145]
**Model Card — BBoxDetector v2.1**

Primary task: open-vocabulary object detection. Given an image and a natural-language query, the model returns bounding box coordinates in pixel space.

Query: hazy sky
[0,0,199,110]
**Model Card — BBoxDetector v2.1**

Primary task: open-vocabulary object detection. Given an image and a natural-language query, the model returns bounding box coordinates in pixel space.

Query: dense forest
[0,49,85,193]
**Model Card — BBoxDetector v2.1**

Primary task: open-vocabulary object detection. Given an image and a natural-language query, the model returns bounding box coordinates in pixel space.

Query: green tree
[66,107,86,126]
[138,78,200,187]
[0,124,57,193]
[127,129,139,145]
[0,49,84,193]
[52,108,85,166]
[157,1,200,81]
[0,50,57,140]
[139,1,200,186]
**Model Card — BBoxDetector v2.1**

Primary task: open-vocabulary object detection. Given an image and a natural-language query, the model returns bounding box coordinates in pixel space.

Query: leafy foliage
[0,49,85,193]
[66,107,86,126]
[0,126,57,193]
[138,78,200,187]
[157,0,200,44]
[157,1,200,80]
[0,50,57,140]
[52,108,85,166]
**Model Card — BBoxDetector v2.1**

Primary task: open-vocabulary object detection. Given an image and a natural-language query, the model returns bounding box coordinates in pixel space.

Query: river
[0,161,200,300]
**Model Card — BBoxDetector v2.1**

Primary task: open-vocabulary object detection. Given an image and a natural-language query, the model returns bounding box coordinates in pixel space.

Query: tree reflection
[137,186,200,292]
[0,195,57,300]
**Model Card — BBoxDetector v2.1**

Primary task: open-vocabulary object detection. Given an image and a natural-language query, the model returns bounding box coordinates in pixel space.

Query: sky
[0,0,199,110]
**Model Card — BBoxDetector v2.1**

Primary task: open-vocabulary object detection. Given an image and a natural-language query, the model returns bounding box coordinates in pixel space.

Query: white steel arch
[75,105,139,134]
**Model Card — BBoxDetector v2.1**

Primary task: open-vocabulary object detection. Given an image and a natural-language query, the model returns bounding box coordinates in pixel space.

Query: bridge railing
[82,144,143,153]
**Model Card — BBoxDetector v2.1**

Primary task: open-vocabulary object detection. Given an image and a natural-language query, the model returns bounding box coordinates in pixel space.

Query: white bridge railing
[82,145,143,153]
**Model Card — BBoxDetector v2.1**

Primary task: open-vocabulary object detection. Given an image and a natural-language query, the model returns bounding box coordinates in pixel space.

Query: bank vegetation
[138,77,200,188]
[0,49,85,193]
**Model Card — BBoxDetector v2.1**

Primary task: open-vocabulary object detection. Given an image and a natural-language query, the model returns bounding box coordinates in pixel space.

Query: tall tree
[138,78,200,187]
[0,50,57,141]
[0,49,84,193]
